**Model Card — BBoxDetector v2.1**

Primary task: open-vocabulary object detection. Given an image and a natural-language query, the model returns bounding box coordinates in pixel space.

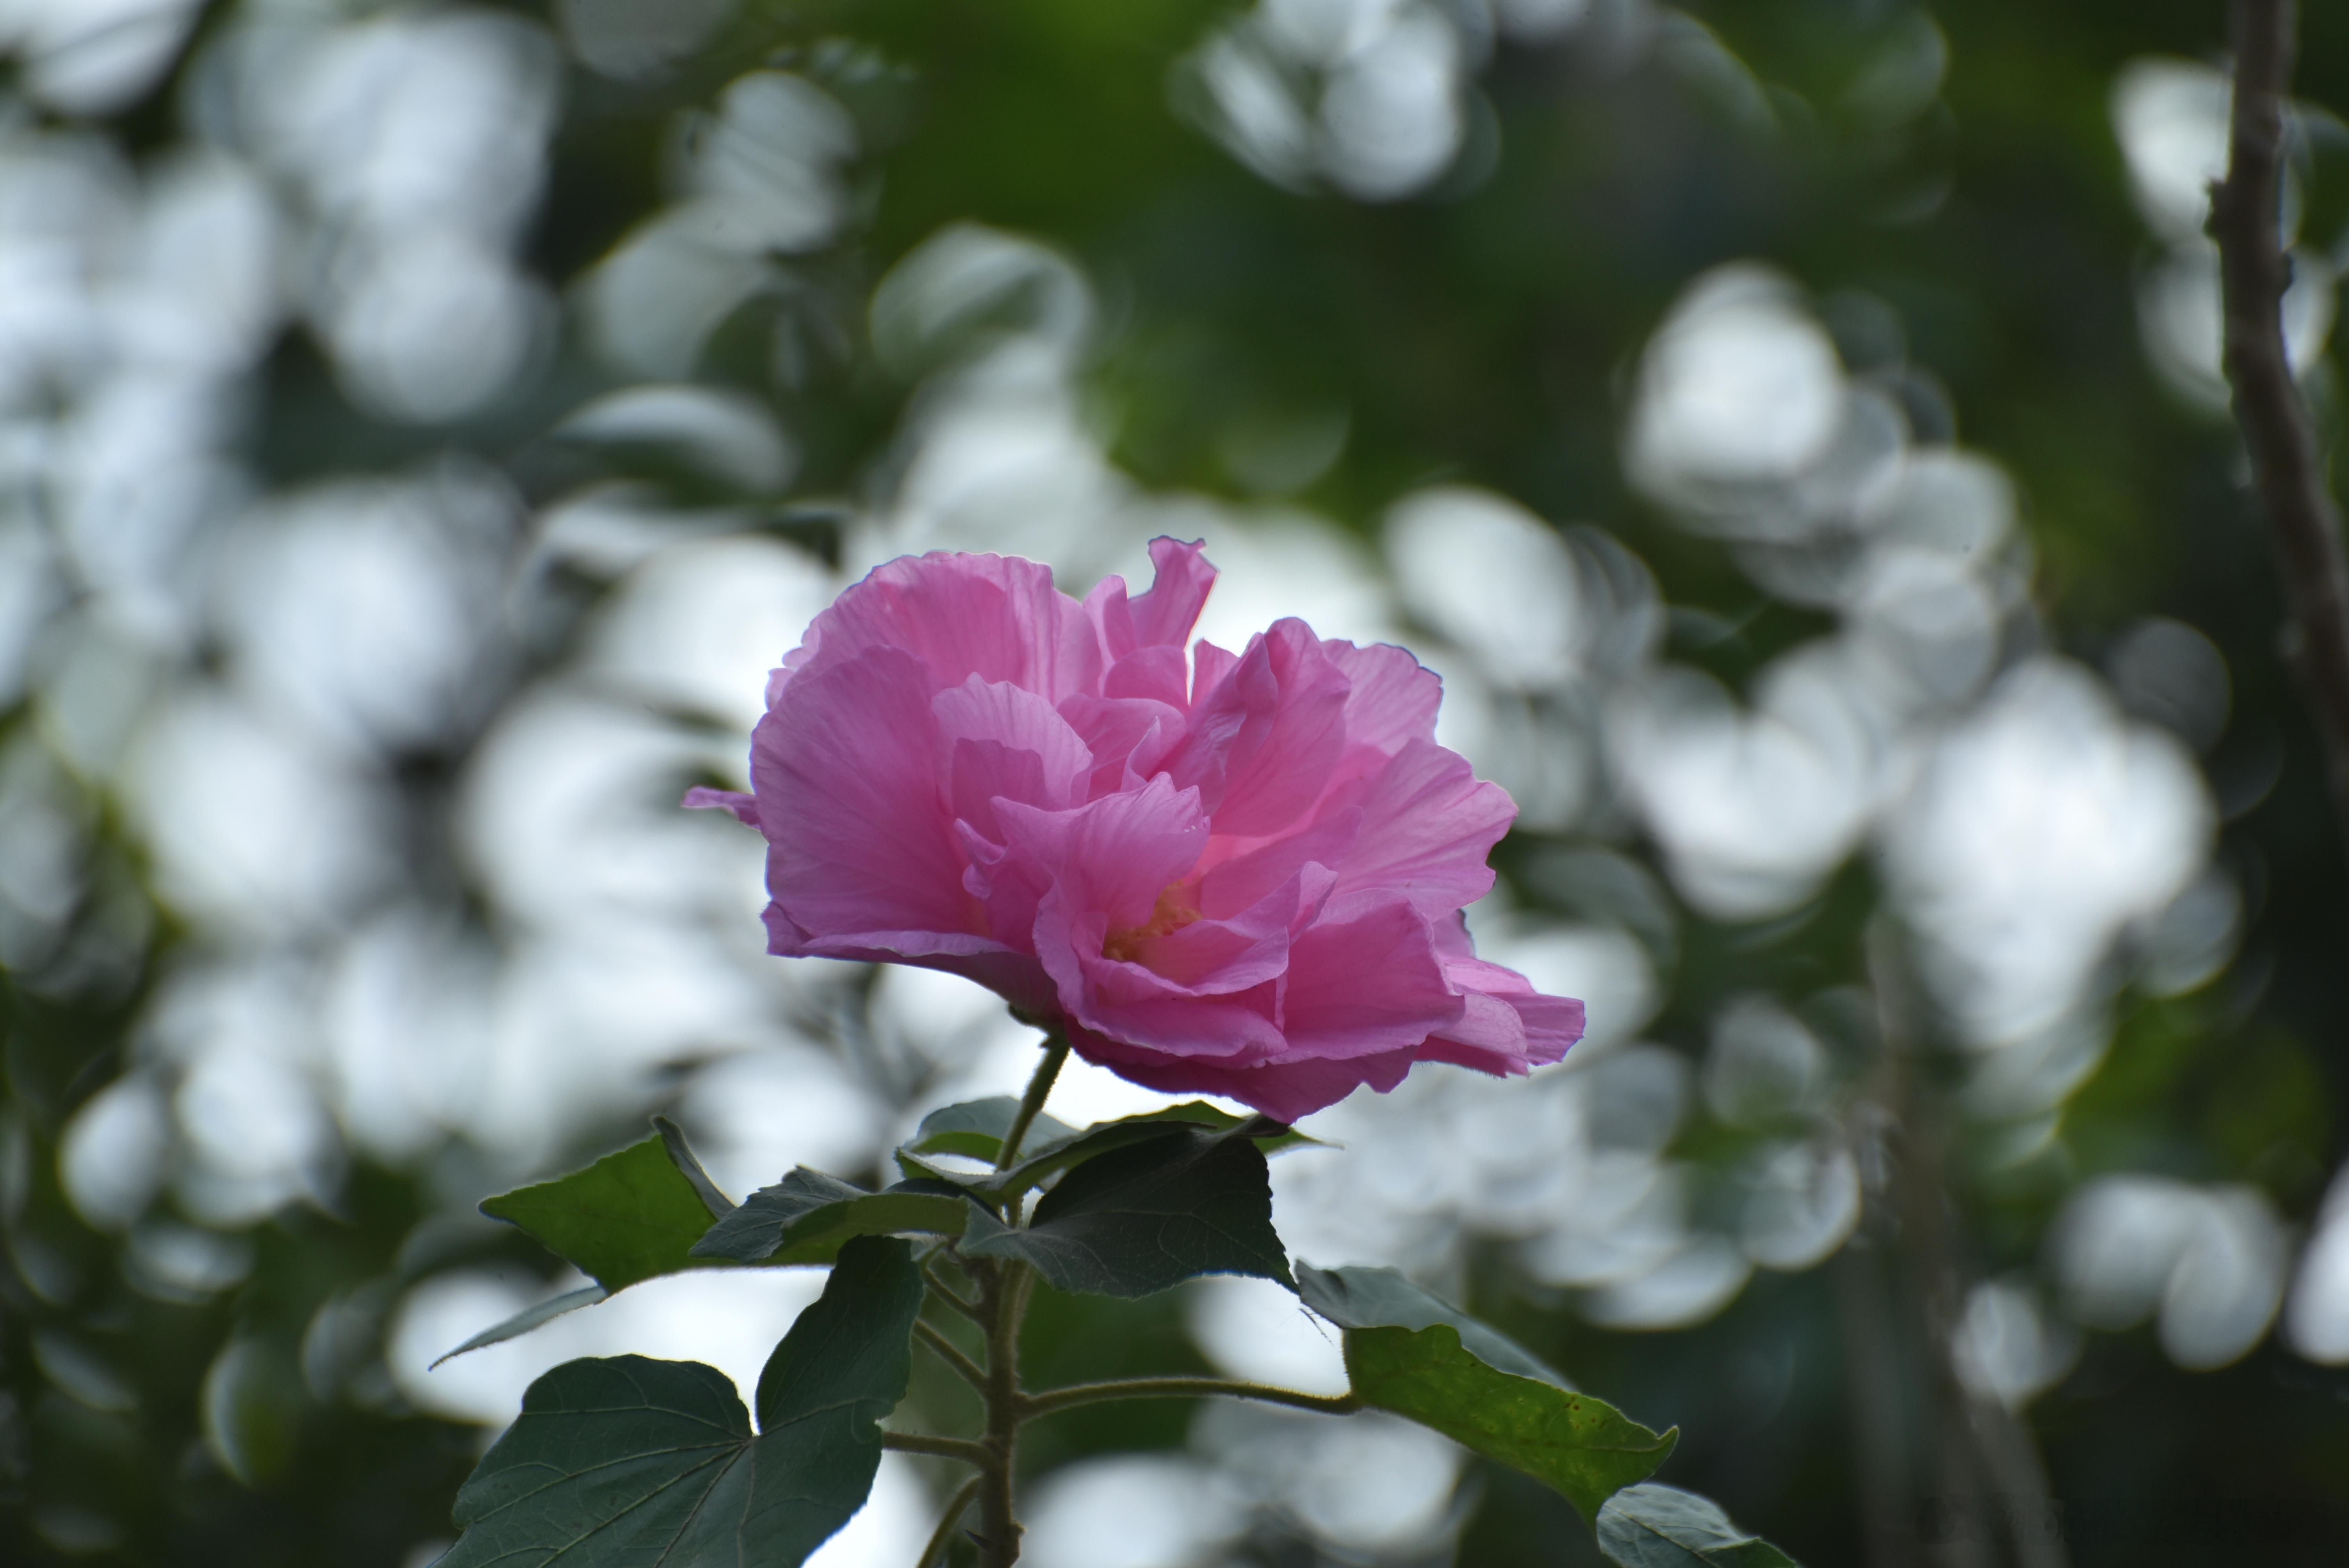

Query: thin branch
[995,1032,1071,1169]
[2215,0,2349,852]
[882,1431,994,1468]
[914,1318,989,1392]
[916,1474,984,1568]
[1867,925,2067,1568]
[1023,1376,1362,1421]
[924,1262,986,1324]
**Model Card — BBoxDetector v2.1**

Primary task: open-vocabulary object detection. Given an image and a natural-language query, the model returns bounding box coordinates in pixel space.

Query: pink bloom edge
[690,539,1584,1123]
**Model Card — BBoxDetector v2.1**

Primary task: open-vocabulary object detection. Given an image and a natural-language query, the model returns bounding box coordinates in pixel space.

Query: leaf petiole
[923,1260,985,1322]
[915,1474,983,1568]
[913,1318,987,1392]
[1021,1376,1362,1420]
[880,1431,994,1467]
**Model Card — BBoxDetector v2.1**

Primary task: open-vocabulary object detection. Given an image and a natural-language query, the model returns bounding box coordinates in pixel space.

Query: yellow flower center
[1101,882,1201,964]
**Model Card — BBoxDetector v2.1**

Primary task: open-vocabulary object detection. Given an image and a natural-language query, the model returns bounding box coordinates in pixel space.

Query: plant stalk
[973,1259,1034,1567]
[996,1031,1071,1171]
[1866,925,2067,1568]
[2214,0,2349,860]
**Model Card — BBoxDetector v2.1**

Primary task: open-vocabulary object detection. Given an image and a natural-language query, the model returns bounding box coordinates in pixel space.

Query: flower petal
[1057,693,1186,800]
[788,551,1104,703]
[1195,807,1362,921]
[1324,639,1443,758]
[1046,906,1286,1060]
[682,786,759,827]
[1335,739,1515,915]
[1165,619,1351,838]
[1085,536,1216,660]
[755,645,974,947]
[1072,1031,1420,1123]
[934,675,1093,839]
[1278,894,1463,1060]
[1103,643,1190,709]
[1118,874,1304,994]
[1416,920,1585,1073]
[1190,640,1239,704]
[994,772,1209,934]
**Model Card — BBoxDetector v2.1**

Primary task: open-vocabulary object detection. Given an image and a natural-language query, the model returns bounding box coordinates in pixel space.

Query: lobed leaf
[747,1235,928,1555]
[479,1127,730,1293]
[1344,1324,1676,1523]
[959,1123,1291,1297]
[439,1237,924,1568]
[692,1169,973,1265]
[1295,1262,1566,1386]
[1596,1484,1803,1567]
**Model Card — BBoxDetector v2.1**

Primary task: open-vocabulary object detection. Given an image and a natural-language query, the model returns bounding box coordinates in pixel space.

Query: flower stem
[995,1032,1070,1171]
[916,1474,983,1568]
[1021,1376,1362,1422]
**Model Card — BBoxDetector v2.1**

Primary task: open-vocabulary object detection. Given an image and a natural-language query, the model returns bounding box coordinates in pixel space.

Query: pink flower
[688,539,1583,1122]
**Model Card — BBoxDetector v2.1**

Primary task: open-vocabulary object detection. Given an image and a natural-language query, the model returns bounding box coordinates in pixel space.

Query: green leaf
[441,1356,749,1568]
[1295,1263,1566,1386]
[1343,1324,1676,1522]
[655,1114,737,1217]
[749,1235,927,1554]
[1596,1484,1802,1567]
[900,1096,1081,1164]
[440,1237,924,1568]
[1021,1099,1316,1157]
[431,1285,608,1367]
[480,1127,730,1293]
[959,1124,1291,1297]
[755,1235,924,1429]
[692,1169,973,1265]
[957,1103,1315,1198]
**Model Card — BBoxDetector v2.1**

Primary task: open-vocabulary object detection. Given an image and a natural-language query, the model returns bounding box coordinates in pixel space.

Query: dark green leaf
[441,1356,752,1568]
[1295,1263,1566,1386]
[440,1237,924,1568]
[480,1129,729,1293]
[692,1169,972,1265]
[895,1100,1312,1192]
[900,1096,1081,1164]
[1022,1099,1314,1156]
[1344,1324,1676,1522]
[959,1124,1291,1297]
[754,1234,924,1430]
[958,1103,1315,1198]
[747,1236,927,1555]
[1597,1484,1802,1567]
[430,1285,608,1368]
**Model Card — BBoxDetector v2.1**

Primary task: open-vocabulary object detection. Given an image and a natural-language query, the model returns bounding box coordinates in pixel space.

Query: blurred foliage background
[4,0,2349,1564]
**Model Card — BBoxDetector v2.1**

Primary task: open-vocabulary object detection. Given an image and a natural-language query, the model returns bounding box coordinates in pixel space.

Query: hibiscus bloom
[689,538,1583,1123]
